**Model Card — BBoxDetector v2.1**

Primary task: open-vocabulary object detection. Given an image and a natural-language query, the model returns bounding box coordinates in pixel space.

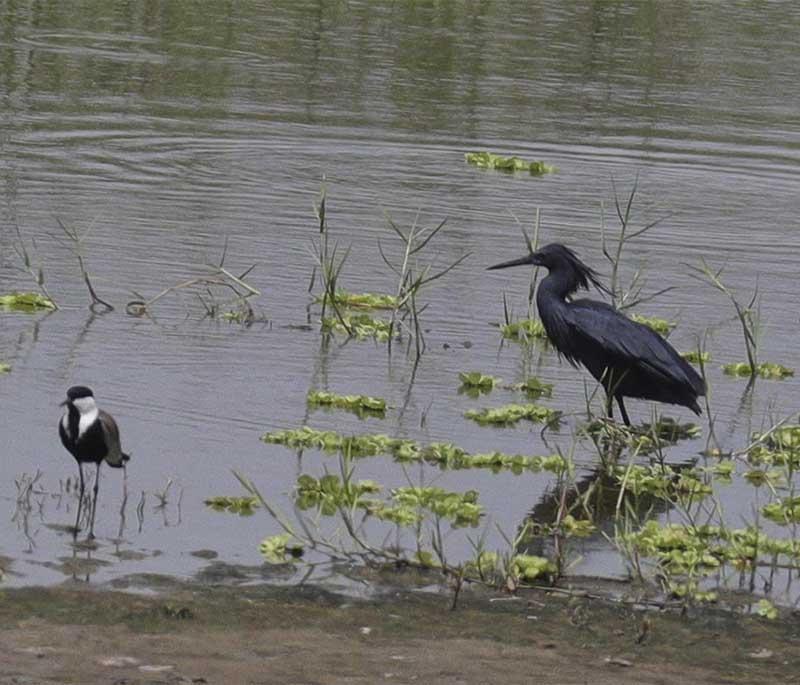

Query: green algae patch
[321,313,394,341]
[307,390,386,418]
[681,350,711,364]
[205,496,259,515]
[500,318,547,342]
[507,376,553,399]
[630,314,676,335]
[465,403,560,427]
[465,151,555,175]
[723,362,794,379]
[317,290,398,310]
[0,291,56,312]
[259,533,304,563]
[0,363,10,374]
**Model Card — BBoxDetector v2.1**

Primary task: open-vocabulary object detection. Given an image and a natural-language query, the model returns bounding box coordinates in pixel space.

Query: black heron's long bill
[487,252,541,271]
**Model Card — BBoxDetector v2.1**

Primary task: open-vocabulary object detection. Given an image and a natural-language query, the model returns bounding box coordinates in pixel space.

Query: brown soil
[0,576,798,684]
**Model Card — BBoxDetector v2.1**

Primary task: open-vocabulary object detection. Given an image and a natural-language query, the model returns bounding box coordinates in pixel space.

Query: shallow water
[1,1,799,592]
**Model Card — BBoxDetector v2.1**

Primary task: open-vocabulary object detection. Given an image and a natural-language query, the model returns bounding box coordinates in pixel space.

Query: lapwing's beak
[59,400,68,407]
[487,251,542,271]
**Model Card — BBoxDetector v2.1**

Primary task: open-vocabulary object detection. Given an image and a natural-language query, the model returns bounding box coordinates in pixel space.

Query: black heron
[488,243,705,425]
[59,385,130,538]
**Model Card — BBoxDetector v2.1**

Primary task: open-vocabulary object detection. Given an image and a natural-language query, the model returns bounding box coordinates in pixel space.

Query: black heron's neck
[537,267,583,303]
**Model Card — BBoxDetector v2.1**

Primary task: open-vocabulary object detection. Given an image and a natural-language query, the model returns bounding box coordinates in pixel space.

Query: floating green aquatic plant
[723,362,794,379]
[418,443,559,474]
[259,533,305,563]
[316,290,398,310]
[507,377,553,399]
[389,487,483,528]
[681,350,711,364]
[264,427,568,475]
[204,495,260,515]
[511,554,557,582]
[321,313,394,341]
[465,403,560,427]
[630,314,675,335]
[762,497,800,525]
[465,151,555,175]
[262,426,413,458]
[582,417,700,455]
[500,318,547,341]
[756,599,779,620]
[616,464,712,503]
[458,371,498,390]
[622,519,800,602]
[296,473,382,515]
[293,474,483,528]
[0,291,56,312]
[747,425,800,468]
[458,371,499,397]
[0,363,10,374]
[307,390,386,417]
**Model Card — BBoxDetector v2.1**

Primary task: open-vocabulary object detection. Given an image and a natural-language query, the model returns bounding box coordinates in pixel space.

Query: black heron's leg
[616,396,631,427]
[605,393,614,419]
[74,462,85,538]
[89,462,101,539]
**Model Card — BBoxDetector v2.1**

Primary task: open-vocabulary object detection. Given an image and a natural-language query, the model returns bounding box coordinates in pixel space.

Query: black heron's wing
[563,299,705,394]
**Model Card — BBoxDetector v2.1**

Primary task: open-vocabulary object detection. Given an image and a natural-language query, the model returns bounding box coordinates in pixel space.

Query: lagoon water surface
[0,2,799,595]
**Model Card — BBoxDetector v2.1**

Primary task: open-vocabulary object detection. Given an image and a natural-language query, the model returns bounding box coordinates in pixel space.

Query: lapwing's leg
[89,462,101,539]
[74,463,85,538]
[616,395,631,427]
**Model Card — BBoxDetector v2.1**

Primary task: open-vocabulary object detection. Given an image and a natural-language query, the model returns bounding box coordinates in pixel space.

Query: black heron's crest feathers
[545,244,611,298]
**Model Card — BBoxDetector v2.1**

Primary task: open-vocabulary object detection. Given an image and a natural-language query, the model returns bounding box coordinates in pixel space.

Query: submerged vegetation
[465,151,555,175]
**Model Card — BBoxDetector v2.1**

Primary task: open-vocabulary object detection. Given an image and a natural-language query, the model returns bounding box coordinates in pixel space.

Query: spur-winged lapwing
[59,385,130,538]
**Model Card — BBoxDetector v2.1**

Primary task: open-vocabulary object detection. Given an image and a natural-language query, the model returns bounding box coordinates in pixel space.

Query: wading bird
[59,385,130,538]
[488,244,705,425]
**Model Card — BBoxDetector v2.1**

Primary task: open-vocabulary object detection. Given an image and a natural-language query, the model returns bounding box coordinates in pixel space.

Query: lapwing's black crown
[66,385,94,401]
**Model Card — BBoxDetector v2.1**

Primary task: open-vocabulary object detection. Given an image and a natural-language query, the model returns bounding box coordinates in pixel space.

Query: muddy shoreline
[1,572,798,684]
